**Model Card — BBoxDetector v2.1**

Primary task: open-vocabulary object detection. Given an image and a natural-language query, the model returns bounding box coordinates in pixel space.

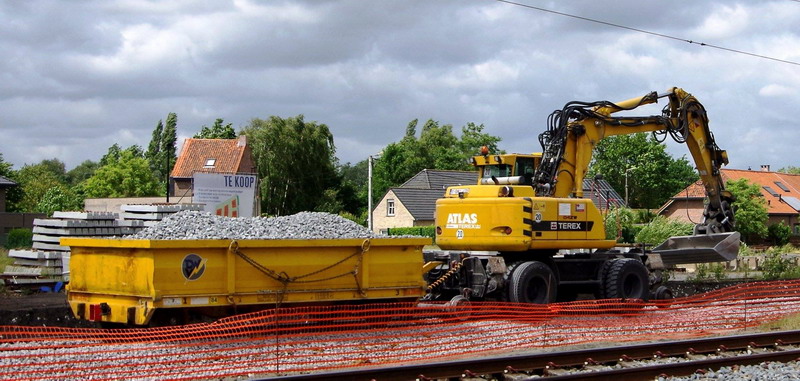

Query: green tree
[37,159,68,183]
[458,122,502,157]
[194,118,236,139]
[635,215,694,245]
[83,148,161,198]
[66,160,100,186]
[15,161,66,213]
[242,115,339,216]
[100,143,123,166]
[603,207,636,242]
[778,166,800,175]
[372,119,503,204]
[145,120,164,174]
[768,221,792,246]
[418,119,462,170]
[36,185,83,216]
[338,160,369,215]
[588,133,698,209]
[0,153,23,212]
[726,178,768,243]
[163,112,178,166]
[145,114,178,194]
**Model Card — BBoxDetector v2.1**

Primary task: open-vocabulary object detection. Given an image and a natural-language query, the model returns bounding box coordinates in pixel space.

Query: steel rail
[543,347,800,380]
[263,329,800,380]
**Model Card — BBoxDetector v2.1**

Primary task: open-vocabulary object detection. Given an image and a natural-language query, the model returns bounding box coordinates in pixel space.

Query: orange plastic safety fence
[2,280,800,380]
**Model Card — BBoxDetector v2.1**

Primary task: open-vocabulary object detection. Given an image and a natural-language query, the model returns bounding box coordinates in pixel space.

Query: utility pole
[166,153,170,203]
[368,155,374,232]
[624,166,637,206]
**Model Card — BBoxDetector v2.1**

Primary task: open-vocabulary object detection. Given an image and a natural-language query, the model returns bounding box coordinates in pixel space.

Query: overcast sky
[1,0,798,173]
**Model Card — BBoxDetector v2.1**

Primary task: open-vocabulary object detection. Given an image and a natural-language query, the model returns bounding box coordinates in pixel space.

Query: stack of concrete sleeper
[3,211,144,287]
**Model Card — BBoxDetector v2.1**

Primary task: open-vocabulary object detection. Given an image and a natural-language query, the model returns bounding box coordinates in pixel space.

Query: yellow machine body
[63,237,429,326]
[436,193,616,252]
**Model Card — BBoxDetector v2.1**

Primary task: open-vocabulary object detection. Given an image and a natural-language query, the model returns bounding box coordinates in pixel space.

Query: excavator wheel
[596,259,615,299]
[602,258,649,301]
[651,285,674,308]
[506,261,557,304]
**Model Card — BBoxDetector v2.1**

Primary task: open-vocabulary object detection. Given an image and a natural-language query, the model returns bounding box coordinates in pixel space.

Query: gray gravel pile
[126,210,390,240]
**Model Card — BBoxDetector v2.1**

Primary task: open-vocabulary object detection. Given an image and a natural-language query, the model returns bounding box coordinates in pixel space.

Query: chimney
[760,164,770,172]
[237,135,247,147]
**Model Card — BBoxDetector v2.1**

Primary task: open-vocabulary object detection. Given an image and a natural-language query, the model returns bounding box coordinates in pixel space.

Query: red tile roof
[171,136,250,178]
[668,168,800,214]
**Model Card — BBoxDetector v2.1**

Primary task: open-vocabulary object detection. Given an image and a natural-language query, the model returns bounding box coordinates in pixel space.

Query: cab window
[482,164,512,179]
[515,158,535,185]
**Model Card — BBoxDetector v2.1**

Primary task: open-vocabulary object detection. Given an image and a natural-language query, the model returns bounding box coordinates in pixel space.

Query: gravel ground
[1,296,799,379]
[663,361,800,380]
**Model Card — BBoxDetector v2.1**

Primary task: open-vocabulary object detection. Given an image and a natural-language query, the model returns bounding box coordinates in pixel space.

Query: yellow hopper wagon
[63,237,429,326]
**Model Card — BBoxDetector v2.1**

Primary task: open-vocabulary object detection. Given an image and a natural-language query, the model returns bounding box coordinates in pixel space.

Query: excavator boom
[534,87,735,236]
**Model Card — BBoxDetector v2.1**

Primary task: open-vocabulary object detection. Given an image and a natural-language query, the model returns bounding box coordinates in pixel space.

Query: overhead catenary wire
[494,0,800,67]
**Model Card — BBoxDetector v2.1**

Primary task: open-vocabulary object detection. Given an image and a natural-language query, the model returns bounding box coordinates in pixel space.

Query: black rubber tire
[652,285,674,308]
[602,258,649,301]
[506,261,557,304]
[596,260,616,299]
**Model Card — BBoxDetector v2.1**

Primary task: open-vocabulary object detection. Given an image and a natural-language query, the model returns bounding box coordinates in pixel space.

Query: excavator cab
[471,151,541,186]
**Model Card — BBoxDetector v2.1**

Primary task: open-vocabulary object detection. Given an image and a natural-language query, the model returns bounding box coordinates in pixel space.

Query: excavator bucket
[651,232,741,266]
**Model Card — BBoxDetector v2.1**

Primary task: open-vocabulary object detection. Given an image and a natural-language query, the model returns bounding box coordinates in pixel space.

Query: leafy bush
[339,211,366,226]
[36,185,83,216]
[764,244,800,255]
[5,228,33,249]
[634,209,656,224]
[693,263,727,281]
[604,207,636,242]
[727,178,768,243]
[634,216,693,246]
[386,226,435,239]
[768,221,792,246]
[760,252,800,280]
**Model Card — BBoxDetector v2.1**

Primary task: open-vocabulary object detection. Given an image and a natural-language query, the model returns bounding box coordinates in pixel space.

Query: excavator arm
[533,87,735,235]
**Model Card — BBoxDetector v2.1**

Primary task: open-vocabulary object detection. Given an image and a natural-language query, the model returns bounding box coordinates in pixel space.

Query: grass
[756,312,800,332]
[0,248,9,294]
[0,248,11,274]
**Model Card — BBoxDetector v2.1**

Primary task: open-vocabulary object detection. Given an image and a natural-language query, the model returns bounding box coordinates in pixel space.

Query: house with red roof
[170,136,256,198]
[659,166,800,236]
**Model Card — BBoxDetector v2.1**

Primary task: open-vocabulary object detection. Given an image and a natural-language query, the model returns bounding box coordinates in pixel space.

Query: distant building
[659,167,800,236]
[170,135,256,199]
[373,170,476,233]
[581,178,626,210]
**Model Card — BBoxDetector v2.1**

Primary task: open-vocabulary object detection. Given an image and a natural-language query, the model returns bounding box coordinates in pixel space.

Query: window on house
[775,181,791,192]
[387,199,395,216]
[204,158,216,168]
[763,186,780,197]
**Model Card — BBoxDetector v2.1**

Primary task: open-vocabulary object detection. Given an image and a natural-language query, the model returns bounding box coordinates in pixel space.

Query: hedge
[5,228,33,249]
[385,226,436,240]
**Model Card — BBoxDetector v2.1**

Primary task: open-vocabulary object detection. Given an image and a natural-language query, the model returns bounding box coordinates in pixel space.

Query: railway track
[272,329,800,381]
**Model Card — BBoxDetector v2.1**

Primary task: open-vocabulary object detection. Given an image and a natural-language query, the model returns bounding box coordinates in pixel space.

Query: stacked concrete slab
[2,211,145,287]
[120,203,204,226]
[2,204,204,288]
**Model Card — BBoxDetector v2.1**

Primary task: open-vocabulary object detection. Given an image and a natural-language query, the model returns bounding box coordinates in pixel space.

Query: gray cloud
[1,0,798,173]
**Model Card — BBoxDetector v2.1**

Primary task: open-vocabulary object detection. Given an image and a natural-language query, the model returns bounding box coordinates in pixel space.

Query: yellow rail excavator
[427,87,740,304]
